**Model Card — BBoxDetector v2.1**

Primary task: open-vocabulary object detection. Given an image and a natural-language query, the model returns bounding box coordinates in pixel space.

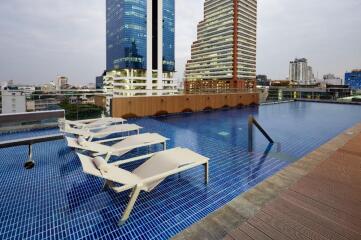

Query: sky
[0,0,360,85]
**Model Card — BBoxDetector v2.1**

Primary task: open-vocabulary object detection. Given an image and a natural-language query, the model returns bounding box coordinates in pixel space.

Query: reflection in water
[249,143,275,181]
[173,128,199,150]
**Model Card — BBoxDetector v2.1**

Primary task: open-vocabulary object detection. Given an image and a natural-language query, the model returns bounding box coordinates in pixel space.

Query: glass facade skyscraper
[162,0,175,72]
[106,0,147,70]
[106,0,175,73]
[104,0,177,98]
[345,70,361,89]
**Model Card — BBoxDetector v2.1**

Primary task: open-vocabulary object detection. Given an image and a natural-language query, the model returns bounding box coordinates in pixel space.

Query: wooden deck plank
[249,214,300,240]
[311,152,361,188]
[265,199,349,240]
[261,206,329,240]
[306,170,361,194]
[281,190,361,233]
[290,178,361,217]
[227,228,253,240]
[223,235,235,240]
[238,222,273,240]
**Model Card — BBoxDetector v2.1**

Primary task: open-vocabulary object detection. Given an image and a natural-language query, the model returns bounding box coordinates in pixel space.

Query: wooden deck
[174,123,361,240]
[226,133,361,240]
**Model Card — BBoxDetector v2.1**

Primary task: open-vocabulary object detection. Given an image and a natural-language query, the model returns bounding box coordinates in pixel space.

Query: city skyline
[0,0,360,85]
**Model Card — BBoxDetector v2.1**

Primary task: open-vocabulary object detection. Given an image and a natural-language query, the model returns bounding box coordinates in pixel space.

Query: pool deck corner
[173,122,361,240]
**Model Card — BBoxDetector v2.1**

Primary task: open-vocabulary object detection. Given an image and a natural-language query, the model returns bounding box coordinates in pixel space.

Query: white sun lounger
[62,124,142,141]
[66,133,169,161]
[60,117,126,130]
[76,147,209,225]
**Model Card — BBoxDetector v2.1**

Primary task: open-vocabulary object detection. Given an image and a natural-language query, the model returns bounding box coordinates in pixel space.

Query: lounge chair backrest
[132,148,201,191]
[77,153,141,186]
[65,137,112,153]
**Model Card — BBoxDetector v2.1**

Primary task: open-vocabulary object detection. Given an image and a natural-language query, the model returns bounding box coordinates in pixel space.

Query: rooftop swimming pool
[1,102,361,239]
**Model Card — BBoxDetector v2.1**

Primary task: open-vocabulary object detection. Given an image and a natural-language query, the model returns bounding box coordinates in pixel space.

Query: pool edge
[172,121,361,240]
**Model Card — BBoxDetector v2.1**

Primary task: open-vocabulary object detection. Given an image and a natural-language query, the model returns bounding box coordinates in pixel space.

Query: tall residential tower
[289,58,315,84]
[104,0,177,97]
[185,0,257,92]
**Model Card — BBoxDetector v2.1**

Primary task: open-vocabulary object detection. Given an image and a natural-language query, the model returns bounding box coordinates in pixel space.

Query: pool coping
[172,121,361,240]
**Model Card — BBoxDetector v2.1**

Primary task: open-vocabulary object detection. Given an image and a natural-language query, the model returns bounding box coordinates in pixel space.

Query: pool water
[0,102,360,239]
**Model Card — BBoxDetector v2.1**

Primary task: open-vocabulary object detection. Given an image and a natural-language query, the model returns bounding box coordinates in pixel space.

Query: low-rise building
[321,74,343,85]
[268,83,351,101]
[256,75,270,86]
[17,86,36,95]
[1,90,26,114]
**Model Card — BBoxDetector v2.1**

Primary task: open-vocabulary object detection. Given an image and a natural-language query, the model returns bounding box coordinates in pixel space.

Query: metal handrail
[248,115,274,152]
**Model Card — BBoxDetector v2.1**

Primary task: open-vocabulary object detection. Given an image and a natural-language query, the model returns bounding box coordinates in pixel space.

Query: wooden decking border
[173,122,361,240]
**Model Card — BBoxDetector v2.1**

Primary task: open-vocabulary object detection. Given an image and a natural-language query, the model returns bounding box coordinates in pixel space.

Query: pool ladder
[248,115,274,152]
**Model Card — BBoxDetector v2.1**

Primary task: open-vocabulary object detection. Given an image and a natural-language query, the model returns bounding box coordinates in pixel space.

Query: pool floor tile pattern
[1,102,361,239]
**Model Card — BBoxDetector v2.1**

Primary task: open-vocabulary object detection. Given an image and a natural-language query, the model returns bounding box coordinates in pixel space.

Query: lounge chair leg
[163,142,167,150]
[102,180,113,191]
[204,162,209,184]
[105,153,111,162]
[119,185,141,225]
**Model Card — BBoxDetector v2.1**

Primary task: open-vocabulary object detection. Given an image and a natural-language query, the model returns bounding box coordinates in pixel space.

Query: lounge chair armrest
[111,153,157,166]
[140,161,208,186]
[111,141,167,155]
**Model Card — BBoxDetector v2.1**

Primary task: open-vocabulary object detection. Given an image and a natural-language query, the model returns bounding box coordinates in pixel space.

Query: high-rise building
[184,0,257,92]
[55,76,68,90]
[345,69,361,89]
[289,58,314,84]
[105,0,177,97]
[307,66,315,83]
[96,75,104,90]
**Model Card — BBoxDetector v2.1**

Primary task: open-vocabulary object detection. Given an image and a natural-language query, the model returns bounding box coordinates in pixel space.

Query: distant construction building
[184,0,258,92]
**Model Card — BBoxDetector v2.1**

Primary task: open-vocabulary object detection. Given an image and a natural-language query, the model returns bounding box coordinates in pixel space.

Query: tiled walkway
[174,123,361,240]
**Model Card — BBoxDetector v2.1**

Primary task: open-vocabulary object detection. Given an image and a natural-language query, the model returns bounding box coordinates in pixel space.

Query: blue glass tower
[162,0,175,72]
[106,0,175,73]
[345,70,361,89]
[106,0,147,70]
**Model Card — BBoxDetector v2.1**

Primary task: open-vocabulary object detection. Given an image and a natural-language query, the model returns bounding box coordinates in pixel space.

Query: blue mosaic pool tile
[0,102,361,239]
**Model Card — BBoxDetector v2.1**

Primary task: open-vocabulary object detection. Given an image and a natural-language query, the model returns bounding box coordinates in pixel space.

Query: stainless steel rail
[248,115,275,152]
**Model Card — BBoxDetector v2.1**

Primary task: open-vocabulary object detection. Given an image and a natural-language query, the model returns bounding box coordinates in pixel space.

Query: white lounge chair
[60,117,126,130]
[62,124,142,141]
[66,133,169,161]
[76,148,209,225]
